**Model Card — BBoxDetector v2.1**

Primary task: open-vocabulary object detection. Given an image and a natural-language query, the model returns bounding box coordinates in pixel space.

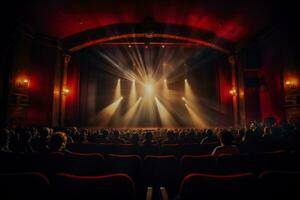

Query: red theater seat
[53,173,136,200]
[259,171,300,199]
[0,172,50,200]
[62,152,105,175]
[179,143,217,156]
[107,154,142,181]
[257,150,290,171]
[217,154,257,174]
[0,152,23,173]
[140,145,160,156]
[68,143,115,154]
[32,152,65,175]
[161,144,180,156]
[114,144,139,154]
[143,155,179,198]
[180,155,216,176]
[178,173,257,200]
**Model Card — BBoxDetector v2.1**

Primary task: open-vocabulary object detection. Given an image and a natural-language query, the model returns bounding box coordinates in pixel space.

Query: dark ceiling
[1,0,283,43]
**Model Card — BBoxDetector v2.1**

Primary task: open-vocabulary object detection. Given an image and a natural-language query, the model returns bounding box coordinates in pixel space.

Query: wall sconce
[285,80,296,89]
[17,78,30,89]
[62,87,70,95]
[229,88,237,96]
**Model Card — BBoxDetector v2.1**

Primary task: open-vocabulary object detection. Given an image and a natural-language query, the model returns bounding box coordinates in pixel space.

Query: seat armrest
[160,187,169,200]
[146,187,153,200]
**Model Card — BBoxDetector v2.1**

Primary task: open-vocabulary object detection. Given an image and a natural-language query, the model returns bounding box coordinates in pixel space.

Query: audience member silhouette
[0,129,11,152]
[32,127,50,152]
[201,129,217,144]
[143,132,156,146]
[130,133,140,146]
[17,130,34,153]
[110,130,124,144]
[162,130,177,144]
[49,132,70,152]
[211,130,240,157]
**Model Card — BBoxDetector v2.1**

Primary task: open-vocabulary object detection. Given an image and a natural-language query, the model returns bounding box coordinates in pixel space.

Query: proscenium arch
[68,33,230,53]
[63,23,234,54]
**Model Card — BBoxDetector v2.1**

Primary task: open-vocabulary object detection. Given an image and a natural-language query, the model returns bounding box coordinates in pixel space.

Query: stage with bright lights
[67,46,233,128]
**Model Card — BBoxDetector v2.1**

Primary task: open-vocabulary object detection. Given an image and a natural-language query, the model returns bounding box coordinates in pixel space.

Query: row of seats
[1,150,299,199]
[1,151,299,176]
[1,171,299,200]
[67,140,294,156]
[68,143,218,156]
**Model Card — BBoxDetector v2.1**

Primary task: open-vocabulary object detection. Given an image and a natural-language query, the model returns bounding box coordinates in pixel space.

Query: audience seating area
[1,125,300,199]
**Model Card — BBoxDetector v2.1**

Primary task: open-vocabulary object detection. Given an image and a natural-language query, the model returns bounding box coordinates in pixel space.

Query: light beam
[114,79,121,100]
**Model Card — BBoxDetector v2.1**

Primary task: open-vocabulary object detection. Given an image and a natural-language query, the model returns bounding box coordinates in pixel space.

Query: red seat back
[0,172,50,200]
[62,152,105,175]
[53,173,136,200]
[143,155,179,196]
[107,154,142,182]
[259,171,300,199]
[180,155,216,176]
[179,173,257,200]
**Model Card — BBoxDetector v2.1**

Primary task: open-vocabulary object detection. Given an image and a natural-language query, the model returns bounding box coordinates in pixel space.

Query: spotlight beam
[129,80,137,106]
[184,79,196,102]
[114,79,121,100]
[94,97,123,126]
[185,103,206,128]
[123,97,142,126]
[155,97,176,127]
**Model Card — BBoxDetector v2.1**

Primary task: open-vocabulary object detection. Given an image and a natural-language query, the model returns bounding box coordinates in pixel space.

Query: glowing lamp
[128,44,132,48]
[184,79,187,82]
[182,97,186,101]
[17,78,30,89]
[62,87,70,95]
[229,88,237,96]
[161,45,165,48]
[145,83,154,95]
[285,80,297,89]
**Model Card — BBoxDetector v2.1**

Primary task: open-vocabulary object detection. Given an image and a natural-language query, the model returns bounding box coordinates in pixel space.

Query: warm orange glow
[129,79,137,106]
[144,83,154,95]
[16,77,30,89]
[123,97,142,125]
[285,79,298,89]
[94,97,123,126]
[185,103,206,128]
[184,79,196,102]
[62,87,70,95]
[284,76,298,89]
[155,97,176,126]
[114,79,121,100]
[162,79,170,99]
[229,88,237,96]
